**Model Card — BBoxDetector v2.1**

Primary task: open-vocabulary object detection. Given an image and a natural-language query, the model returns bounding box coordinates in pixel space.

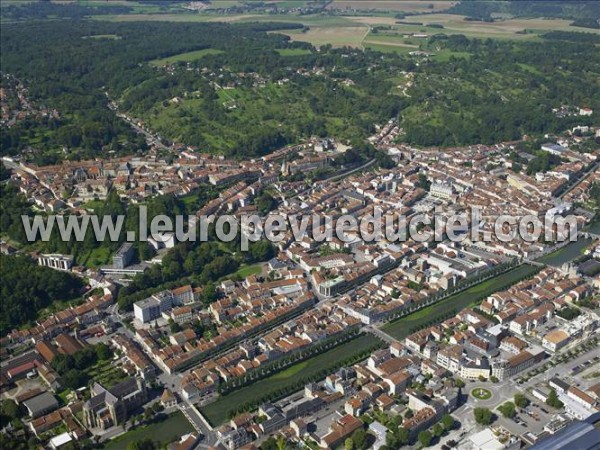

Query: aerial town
[2,105,599,450]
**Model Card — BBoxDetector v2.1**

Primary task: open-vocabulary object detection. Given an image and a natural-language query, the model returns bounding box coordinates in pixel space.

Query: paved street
[516,335,600,392]
[363,325,398,344]
[179,403,215,445]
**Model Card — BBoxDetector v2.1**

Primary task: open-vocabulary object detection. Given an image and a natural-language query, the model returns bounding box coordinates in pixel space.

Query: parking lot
[570,354,600,377]
[495,399,554,436]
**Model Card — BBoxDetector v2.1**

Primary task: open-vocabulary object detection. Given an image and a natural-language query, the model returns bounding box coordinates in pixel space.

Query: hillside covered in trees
[1,19,598,161]
[447,1,600,21]
[0,254,84,335]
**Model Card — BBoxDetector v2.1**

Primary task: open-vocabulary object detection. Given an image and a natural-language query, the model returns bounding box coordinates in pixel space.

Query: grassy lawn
[103,412,193,450]
[585,218,600,235]
[364,32,422,46]
[271,360,309,379]
[200,334,382,425]
[80,246,112,267]
[149,48,225,66]
[179,187,219,214]
[234,264,262,279]
[382,264,539,340]
[538,238,593,267]
[328,1,455,13]
[180,191,201,208]
[365,42,414,54]
[385,13,600,39]
[364,40,418,53]
[83,199,106,212]
[471,388,492,400]
[432,49,472,62]
[95,8,600,47]
[57,389,71,405]
[589,223,600,235]
[204,0,243,9]
[283,24,368,47]
[82,34,121,40]
[276,48,313,56]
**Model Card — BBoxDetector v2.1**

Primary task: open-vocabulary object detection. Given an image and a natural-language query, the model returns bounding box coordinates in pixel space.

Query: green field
[538,238,593,267]
[284,24,368,47]
[328,0,453,12]
[431,49,472,62]
[103,412,193,450]
[289,12,600,49]
[382,264,539,340]
[271,360,310,379]
[82,34,121,40]
[276,48,313,56]
[79,246,112,267]
[200,334,382,425]
[150,48,225,66]
[364,42,414,54]
[83,199,106,211]
[139,73,380,153]
[234,264,262,279]
[204,0,243,9]
[360,15,568,53]
[587,220,600,235]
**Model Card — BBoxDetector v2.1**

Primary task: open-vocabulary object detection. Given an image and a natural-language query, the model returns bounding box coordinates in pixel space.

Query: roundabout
[471,387,493,401]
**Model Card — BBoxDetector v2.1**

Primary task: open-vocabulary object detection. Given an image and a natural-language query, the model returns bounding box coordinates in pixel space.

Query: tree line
[0,254,84,336]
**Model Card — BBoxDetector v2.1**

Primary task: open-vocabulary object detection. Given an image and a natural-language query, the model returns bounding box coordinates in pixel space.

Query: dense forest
[448,1,600,21]
[116,234,275,312]
[2,19,598,159]
[0,1,133,20]
[0,180,275,321]
[0,182,274,306]
[0,21,307,160]
[0,254,84,336]
[0,183,33,244]
[402,33,599,146]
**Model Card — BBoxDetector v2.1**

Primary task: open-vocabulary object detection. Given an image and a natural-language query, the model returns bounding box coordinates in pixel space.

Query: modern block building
[133,290,174,324]
[38,254,74,271]
[112,243,135,269]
